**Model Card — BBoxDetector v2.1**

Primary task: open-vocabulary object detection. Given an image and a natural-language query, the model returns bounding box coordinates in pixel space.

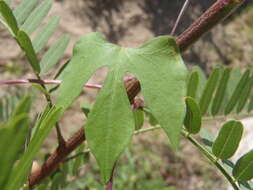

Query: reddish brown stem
[29,128,85,186]
[28,0,245,188]
[176,0,244,52]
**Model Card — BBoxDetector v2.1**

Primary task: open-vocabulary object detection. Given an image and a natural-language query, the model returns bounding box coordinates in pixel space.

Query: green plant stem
[181,130,239,190]
[35,74,65,146]
[135,126,240,190]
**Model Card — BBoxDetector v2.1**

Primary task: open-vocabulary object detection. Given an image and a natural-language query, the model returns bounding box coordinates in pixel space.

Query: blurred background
[1,0,253,189]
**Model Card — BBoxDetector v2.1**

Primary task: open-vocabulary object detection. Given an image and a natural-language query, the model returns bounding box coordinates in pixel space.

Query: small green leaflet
[233,150,253,181]
[211,67,231,116]
[191,66,207,101]
[13,0,38,26]
[236,75,253,113]
[184,97,201,134]
[212,120,243,160]
[187,71,199,99]
[199,66,221,115]
[16,30,40,73]
[225,69,250,115]
[20,0,53,35]
[40,35,70,73]
[32,15,60,53]
[56,32,187,183]
[0,0,18,35]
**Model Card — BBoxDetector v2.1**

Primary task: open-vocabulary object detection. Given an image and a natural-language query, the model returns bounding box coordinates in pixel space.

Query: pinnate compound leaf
[225,69,250,115]
[5,106,62,190]
[212,120,243,160]
[199,66,221,115]
[187,71,199,99]
[20,0,52,35]
[56,32,187,183]
[184,97,201,134]
[233,150,253,181]
[14,0,38,26]
[17,30,40,73]
[40,35,70,73]
[0,0,18,35]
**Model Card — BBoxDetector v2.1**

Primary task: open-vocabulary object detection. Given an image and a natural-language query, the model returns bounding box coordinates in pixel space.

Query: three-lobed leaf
[212,120,243,160]
[56,32,187,183]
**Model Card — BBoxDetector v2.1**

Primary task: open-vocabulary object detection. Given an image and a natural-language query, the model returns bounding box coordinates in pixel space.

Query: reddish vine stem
[28,0,245,188]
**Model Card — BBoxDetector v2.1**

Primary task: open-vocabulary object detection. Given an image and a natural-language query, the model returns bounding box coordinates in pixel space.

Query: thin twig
[28,0,245,187]
[0,79,102,89]
[170,0,190,36]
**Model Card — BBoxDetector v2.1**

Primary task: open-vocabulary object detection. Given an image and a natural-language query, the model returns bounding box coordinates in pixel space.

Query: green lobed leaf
[199,66,221,115]
[211,67,231,116]
[184,97,201,134]
[212,120,243,160]
[40,35,70,73]
[32,15,60,53]
[236,75,253,113]
[20,0,53,35]
[133,109,144,130]
[0,0,18,35]
[233,150,253,181]
[56,33,187,183]
[16,30,40,73]
[0,114,29,188]
[225,69,250,115]
[14,0,38,26]
[186,71,199,99]
[5,106,62,190]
